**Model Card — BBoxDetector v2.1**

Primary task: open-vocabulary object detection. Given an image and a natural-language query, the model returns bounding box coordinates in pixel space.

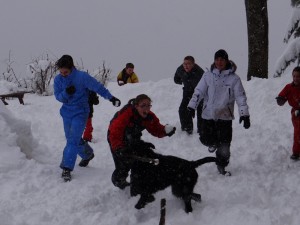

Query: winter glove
[165,124,176,137]
[110,96,121,107]
[295,110,300,117]
[66,85,76,95]
[276,96,287,106]
[187,107,195,118]
[239,116,250,129]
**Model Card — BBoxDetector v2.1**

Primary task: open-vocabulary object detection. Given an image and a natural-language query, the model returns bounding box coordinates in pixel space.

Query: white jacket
[188,68,249,120]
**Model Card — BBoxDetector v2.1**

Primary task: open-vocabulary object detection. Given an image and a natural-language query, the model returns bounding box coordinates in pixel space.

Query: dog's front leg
[183,195,193,213]
[135,194,155,209]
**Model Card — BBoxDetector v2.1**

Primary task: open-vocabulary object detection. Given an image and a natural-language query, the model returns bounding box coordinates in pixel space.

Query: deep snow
[1,74,300,225]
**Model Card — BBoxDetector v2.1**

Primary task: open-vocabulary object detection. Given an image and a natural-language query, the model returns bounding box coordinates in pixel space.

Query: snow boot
[290,154,300,161]
[217,165,231,176]
[61,168,71,182]
[79,153,95,167]
[182,127,193,135]
[135,194,155,209]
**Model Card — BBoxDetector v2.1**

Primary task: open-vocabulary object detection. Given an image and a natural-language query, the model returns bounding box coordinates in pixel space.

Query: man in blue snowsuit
[54,55,121,182]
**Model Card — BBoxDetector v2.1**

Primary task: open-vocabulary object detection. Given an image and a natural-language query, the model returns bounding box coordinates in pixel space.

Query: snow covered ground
[1,75,300,225]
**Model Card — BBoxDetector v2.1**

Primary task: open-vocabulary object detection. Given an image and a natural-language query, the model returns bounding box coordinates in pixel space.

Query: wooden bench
[0,91,31,105]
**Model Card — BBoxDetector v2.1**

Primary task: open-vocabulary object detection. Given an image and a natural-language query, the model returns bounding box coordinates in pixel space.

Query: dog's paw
[191,193,202,202]
[135,195,155,209]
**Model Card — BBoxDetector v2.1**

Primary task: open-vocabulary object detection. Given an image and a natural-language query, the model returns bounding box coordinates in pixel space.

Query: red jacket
[278,83,300,113]
[108,104,167,151]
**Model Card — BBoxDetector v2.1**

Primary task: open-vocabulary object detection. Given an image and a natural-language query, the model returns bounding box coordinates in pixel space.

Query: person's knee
[216,143,230,167]
[216,143,230,158]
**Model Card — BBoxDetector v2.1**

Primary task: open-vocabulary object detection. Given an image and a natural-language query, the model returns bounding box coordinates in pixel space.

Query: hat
[214,49,229,61]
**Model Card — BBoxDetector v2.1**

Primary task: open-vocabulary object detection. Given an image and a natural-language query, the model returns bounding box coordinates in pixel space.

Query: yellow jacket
[117,70,139,86]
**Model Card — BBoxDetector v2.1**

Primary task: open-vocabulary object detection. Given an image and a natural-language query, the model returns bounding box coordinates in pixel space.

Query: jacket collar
[212,68,233,76]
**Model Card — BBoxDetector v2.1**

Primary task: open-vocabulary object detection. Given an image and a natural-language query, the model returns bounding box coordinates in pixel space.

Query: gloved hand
[110,96,121,107]
[295,110,300,117]
[165,124,176,137]
[66,85,76,95]
[187,107,195,118]
[276,96,286,106]
[239,116,250,129]
[143,141,156,149]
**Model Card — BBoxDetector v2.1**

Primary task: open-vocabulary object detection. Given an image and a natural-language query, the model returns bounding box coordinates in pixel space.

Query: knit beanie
[214,49,229,61]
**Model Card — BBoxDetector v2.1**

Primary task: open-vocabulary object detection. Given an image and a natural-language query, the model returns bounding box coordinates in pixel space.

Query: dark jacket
[174,64,204,95]
[88,91,99,118]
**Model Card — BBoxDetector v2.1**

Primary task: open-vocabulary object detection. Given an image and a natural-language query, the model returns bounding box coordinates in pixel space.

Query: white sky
[0,0,291,81]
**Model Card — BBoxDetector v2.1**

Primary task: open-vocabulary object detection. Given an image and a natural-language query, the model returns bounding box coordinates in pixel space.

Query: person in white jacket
[187,49,250,176]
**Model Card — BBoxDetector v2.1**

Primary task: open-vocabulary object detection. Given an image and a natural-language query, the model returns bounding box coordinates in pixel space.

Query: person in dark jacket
[107,94,176,189]
[82,91,99,143]
[54,55,121,182]
[174,56,204,135]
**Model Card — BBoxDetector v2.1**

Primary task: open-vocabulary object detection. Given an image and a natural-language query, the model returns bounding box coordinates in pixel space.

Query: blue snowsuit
[54,68,113,170]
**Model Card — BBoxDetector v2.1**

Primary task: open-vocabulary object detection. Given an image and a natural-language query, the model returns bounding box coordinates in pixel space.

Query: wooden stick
[159,198,166,225]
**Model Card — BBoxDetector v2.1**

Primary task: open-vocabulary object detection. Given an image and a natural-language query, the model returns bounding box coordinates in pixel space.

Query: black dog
[128,142,216,213]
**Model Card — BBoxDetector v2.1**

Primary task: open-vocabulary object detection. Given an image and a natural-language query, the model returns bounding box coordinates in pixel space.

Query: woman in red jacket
[276,66,300,160]
[107,94,176,189]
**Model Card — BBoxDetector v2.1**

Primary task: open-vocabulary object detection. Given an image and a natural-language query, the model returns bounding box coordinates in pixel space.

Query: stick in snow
[159,198,166,225]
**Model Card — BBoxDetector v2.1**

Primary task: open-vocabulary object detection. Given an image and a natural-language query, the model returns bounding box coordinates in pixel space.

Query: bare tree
[2,51,22,87]
[245,0,269,80]
[91,61,112,87]
[28,54,57,95]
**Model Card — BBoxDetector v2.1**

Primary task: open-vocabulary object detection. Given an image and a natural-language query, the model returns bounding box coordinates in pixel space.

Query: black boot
[61,168,71,182]
[115,180,130,190]
[217,165,231,176]
[79,153,95,167]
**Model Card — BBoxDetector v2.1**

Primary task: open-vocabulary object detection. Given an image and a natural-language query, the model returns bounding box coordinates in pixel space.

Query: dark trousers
[110,151,132,186]
[179,93,203,132]
[199,119,232,167]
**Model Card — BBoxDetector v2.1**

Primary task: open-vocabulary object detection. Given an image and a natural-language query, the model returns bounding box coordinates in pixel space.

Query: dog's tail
[191,157,216,168]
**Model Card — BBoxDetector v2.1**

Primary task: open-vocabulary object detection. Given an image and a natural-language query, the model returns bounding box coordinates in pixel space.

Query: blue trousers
[60,107,93,170]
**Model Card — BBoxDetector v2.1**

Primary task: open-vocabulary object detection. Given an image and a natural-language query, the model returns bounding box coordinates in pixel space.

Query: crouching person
[107,94,176,189]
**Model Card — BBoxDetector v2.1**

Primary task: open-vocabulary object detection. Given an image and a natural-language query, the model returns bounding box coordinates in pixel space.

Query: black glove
[295,110,300,117]
[66,85,76,95]
[239,116,250,129]
[276,96,286,106]
[143,141,155,150]
[165,125,176,137]
[110,96,121,107]
[187,107,195,118]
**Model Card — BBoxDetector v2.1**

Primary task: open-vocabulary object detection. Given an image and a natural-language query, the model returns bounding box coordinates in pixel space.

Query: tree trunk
[245,0,269,80]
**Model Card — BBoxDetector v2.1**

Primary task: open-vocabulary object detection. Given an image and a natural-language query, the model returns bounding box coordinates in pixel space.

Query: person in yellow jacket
[117,63,139,86]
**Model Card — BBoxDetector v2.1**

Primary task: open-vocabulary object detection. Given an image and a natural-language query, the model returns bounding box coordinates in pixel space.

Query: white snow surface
[1,76,300,225]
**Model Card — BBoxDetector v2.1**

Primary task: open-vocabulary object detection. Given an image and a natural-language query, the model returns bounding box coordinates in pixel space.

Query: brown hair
[126,63,134,69]
[128,94,152,105]
[184,56,195,63]
[293,66,300,73]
